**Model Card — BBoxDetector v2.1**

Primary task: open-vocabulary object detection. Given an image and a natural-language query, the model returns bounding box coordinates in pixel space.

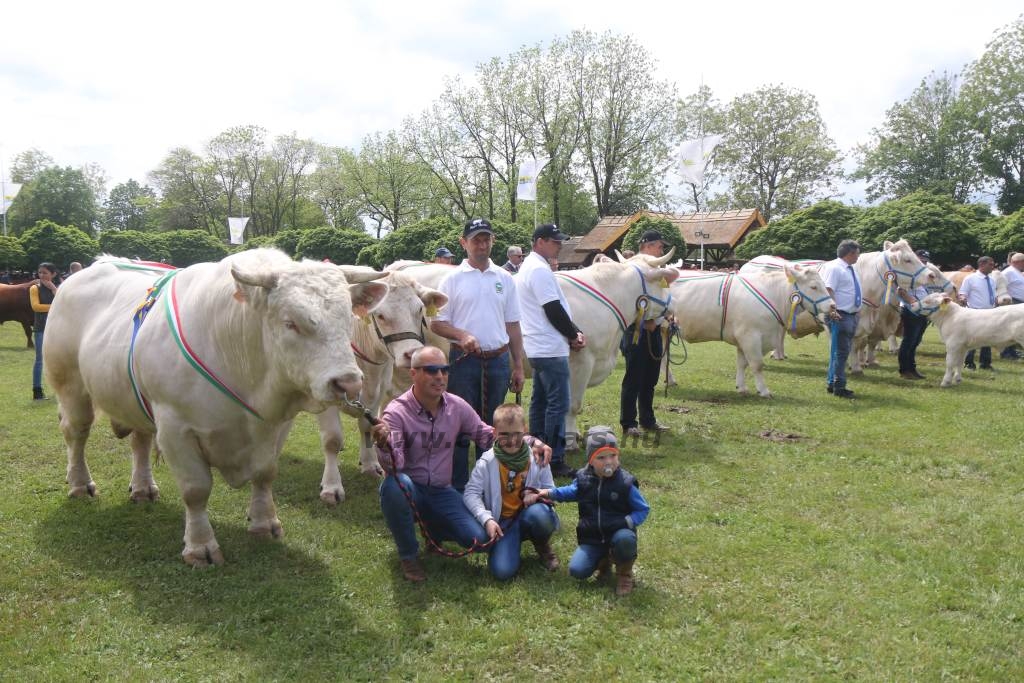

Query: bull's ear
[645,267,679,285]
[232,265,279,291]
[783,264,797,283]
[594,254,613,263]
[350,281,389,317]
[418,287,448,316]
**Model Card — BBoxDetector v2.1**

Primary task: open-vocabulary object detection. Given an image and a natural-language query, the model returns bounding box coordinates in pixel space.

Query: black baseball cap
[463,218,494,238]
[435,247,454,258]
[639,230,667,245]
[915,249,930,260]
[532,223,570,242]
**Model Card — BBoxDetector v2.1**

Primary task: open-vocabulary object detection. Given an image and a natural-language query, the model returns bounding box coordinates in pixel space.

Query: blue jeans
[827,312,858,390]
[488,503,559,581]
[528,356,570,466]
[33,330,44,389]
[379,474,487,560]
[568,528,638,579]
[447,348,511,490]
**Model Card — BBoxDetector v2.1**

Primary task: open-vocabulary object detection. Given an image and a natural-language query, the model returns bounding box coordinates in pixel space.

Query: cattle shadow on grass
[35,499,389,679]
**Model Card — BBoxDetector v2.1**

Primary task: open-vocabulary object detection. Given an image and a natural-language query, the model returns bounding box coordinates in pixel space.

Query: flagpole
[1,151,7,238]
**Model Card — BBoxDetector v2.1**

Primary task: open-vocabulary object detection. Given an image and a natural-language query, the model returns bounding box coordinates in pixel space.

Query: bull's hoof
[248,518,284,539]
[182,544,225,567]
[759,391,773,398]
[359,460,385,478]
[736,387,749,394]
[867,361,880,368]
[319,487,345,507]
[129,484,160,503]
[68,482,98,498]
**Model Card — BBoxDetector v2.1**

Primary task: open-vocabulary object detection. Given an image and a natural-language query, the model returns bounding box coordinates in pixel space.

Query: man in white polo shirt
[431,218,526,490]
[1000,252,1024,360]
[518,224,586,478]
[822,239,862,398]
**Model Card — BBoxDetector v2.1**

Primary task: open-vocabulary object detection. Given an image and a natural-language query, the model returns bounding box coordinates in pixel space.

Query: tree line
[2,19,1023,268]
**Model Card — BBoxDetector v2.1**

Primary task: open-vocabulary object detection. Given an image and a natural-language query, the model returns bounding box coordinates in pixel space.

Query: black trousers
[620,325,663,429]
[898,309,928,373]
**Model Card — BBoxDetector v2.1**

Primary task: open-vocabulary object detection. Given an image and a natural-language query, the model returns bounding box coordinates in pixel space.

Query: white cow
[848,241,939,374]
[916,291,1024,386]
[43,250,389,566]
[314,269,448,505]
[669,265,835,397]
[555,251,679,449]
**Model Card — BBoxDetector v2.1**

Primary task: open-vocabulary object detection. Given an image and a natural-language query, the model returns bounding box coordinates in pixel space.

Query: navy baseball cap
[532,223,569,242]
[435,247,454,258]
[639,230,667,245]
[463,218,494,238]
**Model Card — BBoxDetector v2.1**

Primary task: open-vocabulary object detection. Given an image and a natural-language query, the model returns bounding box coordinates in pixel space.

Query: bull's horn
[614,249,627,263]
[649,247,676,267]
[337,265,389,283]
[232,265,279,291]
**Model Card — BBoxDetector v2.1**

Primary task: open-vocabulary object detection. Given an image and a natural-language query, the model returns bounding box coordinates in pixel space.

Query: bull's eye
[285,320,299,333]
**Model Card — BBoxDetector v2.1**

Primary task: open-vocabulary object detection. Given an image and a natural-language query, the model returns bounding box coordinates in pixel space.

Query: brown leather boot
[595,555,612,581]
[532,540,559,571]
[400,558,426,582]
[615,561,635,596]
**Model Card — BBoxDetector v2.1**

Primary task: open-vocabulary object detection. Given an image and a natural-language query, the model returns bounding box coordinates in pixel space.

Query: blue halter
[883,252,929,289]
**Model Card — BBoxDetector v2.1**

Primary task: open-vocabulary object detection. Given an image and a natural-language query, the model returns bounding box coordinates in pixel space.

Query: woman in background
[29,262,61,400]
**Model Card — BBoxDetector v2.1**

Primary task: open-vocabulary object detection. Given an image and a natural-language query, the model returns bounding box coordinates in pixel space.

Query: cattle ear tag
[425,304,439,317]
[940,299,949,310]
[786,272,796,284]
[361,315,371,325]
[659,277,668,288]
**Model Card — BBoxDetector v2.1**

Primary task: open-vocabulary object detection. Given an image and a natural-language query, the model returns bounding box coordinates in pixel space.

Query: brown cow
[0,283,35,347]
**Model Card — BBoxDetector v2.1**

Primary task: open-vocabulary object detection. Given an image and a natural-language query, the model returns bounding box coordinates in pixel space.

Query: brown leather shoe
[899,371,921,380]
[595,555,612,581]
[400,558,426,582]
[532,540,560,571]
[615,560,635,596]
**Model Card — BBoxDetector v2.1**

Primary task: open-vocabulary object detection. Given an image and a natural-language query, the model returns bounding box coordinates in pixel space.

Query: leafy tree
[147,147,221,232]
[621,215,686,255]
[104,180,158,232]
[0,236,27,270]
[355,217,459,268]
[673,85,726,210]
[734,200,861,260]
[346,130,432,236]
[983,208,1024,258]
[295,227,375,264]
[158,230,228,267]
[850,190,983,265]
[258,133,320,233]
[569,30,676,216]
[961,17,1024,213]
[9,148,55,183]
[272,228,310,257]
[308,146,365,229]
[7,166,99,236]
[19,220,100,269]
[853,72,984,203]
[714,85,842,222]
[232,235,278,252]
[98,230,171,262]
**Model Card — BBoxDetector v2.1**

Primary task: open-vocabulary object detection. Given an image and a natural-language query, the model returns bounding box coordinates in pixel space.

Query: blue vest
[574,467,639,545]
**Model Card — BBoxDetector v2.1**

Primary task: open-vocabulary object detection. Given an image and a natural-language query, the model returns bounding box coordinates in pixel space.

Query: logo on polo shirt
[495,282,504,294]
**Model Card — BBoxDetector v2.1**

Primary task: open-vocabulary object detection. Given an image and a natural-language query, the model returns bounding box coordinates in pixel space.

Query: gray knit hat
[585,425,619,463]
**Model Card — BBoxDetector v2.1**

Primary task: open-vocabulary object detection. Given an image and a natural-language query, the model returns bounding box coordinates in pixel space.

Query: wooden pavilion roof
[576,209,766,252]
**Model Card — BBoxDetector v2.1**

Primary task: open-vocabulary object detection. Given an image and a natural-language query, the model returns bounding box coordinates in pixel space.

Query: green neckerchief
[494,441,530,472]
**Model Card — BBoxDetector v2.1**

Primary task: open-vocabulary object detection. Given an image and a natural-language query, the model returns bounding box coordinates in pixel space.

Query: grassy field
[2,320,1024,681]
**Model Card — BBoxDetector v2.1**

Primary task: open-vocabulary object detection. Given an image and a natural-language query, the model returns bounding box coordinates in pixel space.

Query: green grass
[2,321,1024,681]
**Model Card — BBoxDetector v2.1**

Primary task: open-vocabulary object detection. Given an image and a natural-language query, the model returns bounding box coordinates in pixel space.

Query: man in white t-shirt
[431,218,526,490]
[518,224,586,478]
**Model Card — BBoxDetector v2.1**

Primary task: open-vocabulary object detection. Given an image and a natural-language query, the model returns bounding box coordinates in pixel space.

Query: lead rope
[344,395,496,558]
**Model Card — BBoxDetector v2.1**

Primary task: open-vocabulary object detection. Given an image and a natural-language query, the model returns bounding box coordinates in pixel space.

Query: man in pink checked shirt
[371,346,551,583]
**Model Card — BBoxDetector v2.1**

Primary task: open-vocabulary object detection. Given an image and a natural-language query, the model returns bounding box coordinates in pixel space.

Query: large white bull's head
[231,256,389,407]
[784,263,835,324]
[626,249,681,318]
[882,240,936,290]
[363,270,448,369]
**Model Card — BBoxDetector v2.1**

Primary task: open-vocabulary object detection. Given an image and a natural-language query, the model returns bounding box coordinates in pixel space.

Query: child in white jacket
[463,403,560,580]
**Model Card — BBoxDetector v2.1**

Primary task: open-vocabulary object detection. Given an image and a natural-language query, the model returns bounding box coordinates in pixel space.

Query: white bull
[668,265,834,397]
[555,251,679,450]
[44,250,389,566]
[848,240,939,374]
[314,269,448,505]
[916,292,1024,386]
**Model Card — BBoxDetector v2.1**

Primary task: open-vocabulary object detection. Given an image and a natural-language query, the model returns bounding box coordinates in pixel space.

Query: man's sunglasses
[414,364,450,375]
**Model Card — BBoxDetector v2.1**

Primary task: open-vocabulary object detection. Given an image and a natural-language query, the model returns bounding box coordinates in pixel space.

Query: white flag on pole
[675,135,723,186]
[516,157,549,201]
[228,216,250,245]
[1,182,23,216]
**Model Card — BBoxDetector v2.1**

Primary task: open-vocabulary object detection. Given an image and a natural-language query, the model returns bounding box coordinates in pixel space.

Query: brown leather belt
[452,343,509,359]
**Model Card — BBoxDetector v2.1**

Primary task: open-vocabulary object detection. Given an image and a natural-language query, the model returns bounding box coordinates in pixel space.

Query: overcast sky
[2,1,1019,203]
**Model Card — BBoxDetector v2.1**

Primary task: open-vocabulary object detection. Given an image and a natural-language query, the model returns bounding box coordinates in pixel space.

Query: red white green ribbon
[555,272,627,331]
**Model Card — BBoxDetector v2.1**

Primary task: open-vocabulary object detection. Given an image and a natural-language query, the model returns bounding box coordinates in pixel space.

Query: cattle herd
[16,239,1021,565]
